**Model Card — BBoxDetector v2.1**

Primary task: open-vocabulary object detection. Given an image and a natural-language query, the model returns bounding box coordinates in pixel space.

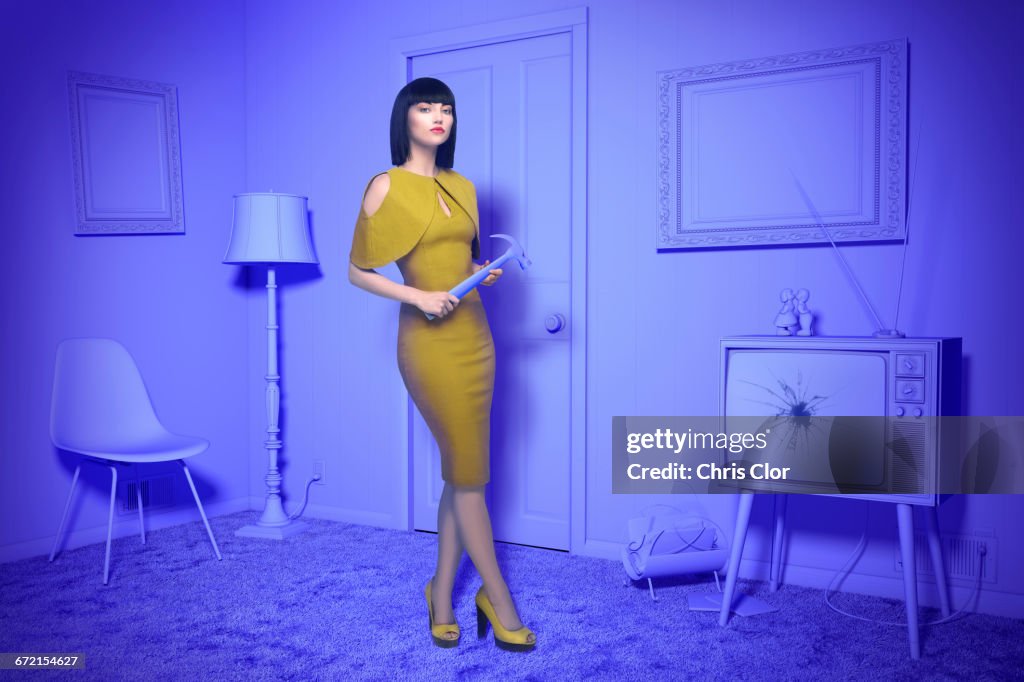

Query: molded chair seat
[48,338,222,584]
[53,433,211,463]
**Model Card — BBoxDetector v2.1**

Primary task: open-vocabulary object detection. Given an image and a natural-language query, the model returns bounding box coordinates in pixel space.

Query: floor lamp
[224,192,318,540]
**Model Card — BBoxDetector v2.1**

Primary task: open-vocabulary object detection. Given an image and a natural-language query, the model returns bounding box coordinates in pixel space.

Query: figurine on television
[794,288,814,336]
[774,288,798,335]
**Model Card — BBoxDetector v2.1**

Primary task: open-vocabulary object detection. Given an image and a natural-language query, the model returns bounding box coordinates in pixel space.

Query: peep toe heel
[474,587,536,652]
[425,579,460,648]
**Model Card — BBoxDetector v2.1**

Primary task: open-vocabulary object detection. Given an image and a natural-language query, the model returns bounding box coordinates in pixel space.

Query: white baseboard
[264,499,400,529]
[0,496,251,564]
[739,556,1024,620]
[575,537,1024,619]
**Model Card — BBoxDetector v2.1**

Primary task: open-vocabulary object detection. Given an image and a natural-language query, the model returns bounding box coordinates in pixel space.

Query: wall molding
[656,39,907,249]
[67,71,186,234]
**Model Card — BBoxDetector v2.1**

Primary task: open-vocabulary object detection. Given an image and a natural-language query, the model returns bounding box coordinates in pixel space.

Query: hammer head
[490,233,532,270]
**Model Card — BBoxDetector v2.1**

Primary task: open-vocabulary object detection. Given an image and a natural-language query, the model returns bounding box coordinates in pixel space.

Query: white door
[409,32,574,550]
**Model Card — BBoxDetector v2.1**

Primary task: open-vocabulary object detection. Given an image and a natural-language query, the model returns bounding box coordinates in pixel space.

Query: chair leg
[49,463,82,562]
[180,461,222,560]
[104,464,117,585]
[136,472,146,545]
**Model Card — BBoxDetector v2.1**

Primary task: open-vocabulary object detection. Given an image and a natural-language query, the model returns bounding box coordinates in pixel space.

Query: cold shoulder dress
[349,166,494,486]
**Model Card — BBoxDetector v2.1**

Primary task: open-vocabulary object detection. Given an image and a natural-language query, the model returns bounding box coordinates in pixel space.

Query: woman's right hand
[415,290,460,318]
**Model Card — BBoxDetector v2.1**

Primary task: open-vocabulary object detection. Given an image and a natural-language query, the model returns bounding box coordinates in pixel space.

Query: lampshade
[223,193,318,264]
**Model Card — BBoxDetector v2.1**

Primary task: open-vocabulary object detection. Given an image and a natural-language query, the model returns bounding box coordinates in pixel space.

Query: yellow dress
[349,166,494,486]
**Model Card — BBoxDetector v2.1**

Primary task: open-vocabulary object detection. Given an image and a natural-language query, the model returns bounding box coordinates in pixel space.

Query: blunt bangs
[390,77,458,168]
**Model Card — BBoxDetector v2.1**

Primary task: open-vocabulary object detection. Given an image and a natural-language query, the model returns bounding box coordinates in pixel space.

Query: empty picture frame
[67,71,185,234]
[656,39,907,250]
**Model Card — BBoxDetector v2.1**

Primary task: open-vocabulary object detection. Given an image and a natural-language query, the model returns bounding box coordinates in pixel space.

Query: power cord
[633,503,732,556]
[625,503,730,594]
[824,519,987,627]
[286,473,322,520]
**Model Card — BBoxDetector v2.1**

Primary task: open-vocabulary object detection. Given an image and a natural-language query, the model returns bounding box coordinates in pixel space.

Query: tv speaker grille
[890,420,926,493]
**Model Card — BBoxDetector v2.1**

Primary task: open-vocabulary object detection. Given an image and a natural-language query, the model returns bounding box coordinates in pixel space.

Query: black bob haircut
[390,77,457,168]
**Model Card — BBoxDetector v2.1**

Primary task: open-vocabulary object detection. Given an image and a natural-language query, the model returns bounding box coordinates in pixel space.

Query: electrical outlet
[313,460,326,485]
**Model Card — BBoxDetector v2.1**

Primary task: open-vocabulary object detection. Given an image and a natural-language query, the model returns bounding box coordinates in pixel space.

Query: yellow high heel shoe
[425,579,460,648]
[475,587,536,652]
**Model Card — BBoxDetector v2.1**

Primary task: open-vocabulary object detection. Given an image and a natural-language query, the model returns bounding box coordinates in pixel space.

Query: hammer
[424,233,532,320]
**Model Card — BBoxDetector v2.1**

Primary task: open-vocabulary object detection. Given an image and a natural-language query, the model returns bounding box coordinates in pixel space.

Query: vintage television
[719,336,962,506]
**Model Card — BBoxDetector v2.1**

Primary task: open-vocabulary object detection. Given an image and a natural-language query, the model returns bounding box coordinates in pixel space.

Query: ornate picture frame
[656,39,907,250]
[67,71,185,234]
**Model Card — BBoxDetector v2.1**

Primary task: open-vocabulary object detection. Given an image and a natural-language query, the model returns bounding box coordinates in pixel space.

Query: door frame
[390,7,589,554]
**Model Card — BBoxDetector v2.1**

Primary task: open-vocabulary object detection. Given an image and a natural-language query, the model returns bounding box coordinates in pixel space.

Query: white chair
[48,338,222,584]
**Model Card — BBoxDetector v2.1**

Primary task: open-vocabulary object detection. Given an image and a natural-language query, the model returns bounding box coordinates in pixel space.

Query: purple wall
[0,0,250,553]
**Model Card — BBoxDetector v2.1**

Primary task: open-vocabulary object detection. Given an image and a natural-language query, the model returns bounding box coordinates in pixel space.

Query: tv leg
[924,504,951,617]
[896,503,921,659]
[719,490,754,626]
[770,495,787,592]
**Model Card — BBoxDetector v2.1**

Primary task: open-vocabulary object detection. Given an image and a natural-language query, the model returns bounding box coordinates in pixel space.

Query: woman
[347,77,536,652]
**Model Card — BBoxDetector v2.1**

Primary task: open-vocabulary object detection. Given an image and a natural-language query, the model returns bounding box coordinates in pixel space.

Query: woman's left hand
[474,260,503,286]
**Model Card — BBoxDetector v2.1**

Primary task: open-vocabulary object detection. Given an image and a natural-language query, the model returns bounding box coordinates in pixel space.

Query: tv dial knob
[913,407,923,418]
[895,406,905,417]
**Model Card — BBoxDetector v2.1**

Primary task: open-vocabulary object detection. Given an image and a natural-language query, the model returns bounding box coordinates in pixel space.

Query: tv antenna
[891,122,924,336]
[789,168,911,339]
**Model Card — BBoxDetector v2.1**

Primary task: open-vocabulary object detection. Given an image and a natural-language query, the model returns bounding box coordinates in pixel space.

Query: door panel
[410,32,572,550]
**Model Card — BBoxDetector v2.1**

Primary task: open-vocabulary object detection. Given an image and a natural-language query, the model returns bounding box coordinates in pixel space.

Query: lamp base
[235,520,310,540]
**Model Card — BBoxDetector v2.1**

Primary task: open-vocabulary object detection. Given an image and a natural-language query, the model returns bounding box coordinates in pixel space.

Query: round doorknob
[544,313,566,334]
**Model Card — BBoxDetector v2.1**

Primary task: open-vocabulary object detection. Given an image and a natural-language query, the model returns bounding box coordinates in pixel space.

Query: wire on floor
[824,519,986,627]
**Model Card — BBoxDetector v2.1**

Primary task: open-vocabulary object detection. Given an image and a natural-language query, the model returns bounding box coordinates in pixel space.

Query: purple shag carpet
[2,510,1022,680]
